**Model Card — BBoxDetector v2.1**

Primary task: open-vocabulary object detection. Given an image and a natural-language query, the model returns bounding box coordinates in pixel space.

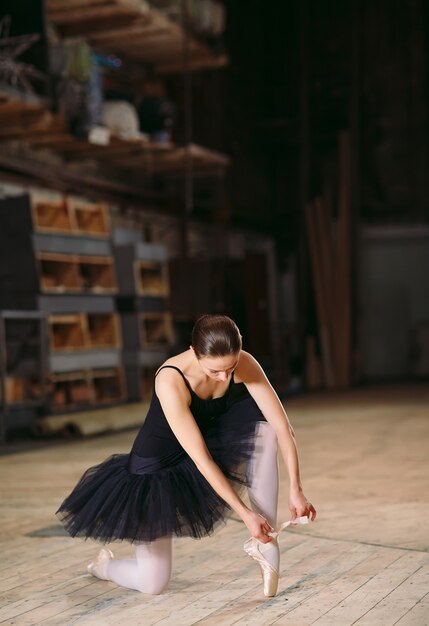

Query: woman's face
[197,352,240,382]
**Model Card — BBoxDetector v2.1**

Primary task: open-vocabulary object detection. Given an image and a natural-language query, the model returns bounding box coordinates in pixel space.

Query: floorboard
[1,384,428,625]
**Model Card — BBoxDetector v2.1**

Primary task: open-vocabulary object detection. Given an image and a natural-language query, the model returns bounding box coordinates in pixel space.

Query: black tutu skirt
[56,396,264,543]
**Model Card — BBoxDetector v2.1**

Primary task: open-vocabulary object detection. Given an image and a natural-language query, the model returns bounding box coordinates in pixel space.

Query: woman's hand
[289,487,316,521]
[242,509,274,543]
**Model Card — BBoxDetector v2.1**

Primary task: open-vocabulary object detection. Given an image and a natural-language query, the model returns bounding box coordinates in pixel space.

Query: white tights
[98,421,278,594]
[246,421,279,572]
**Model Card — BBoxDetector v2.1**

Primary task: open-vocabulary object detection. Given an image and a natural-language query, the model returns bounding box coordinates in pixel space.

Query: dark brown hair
[191,314,242,359]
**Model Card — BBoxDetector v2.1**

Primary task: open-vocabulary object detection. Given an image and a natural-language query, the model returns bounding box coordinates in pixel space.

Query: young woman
[57,314,316,597]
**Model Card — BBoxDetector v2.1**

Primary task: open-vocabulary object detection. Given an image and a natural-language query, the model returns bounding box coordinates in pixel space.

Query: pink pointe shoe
[243,516,309,597]
[87,548,114,580]
[243,537,279,597]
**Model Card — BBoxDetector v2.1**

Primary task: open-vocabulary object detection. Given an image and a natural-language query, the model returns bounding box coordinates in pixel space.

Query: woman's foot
[243,538,279,597]
[243,517,309,597]
[87,548,114,580]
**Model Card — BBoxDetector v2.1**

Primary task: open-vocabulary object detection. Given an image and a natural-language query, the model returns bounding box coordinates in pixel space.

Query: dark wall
[167,0,429,257]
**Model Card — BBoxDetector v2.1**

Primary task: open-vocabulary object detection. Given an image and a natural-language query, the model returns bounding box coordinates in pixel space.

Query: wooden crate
[4,376,43,404]
[139,312,173,348]
[49,368,124,408]
[50,371,93,408]
[31,196,74,233]
[79,256,117,293]
[48,313,121,351]
[71,200,110,237]
[92,367,125,403]
[87,313,121,348]
[37,253,81,292]
[134,260,169,296]
[48,314,86,351]
[38,253,117,293]
[31,194,110,237]
[4,377,26,403]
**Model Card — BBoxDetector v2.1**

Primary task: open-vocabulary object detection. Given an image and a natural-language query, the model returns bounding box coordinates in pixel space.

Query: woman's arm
[237,352,316,521]
[155,368,274,542]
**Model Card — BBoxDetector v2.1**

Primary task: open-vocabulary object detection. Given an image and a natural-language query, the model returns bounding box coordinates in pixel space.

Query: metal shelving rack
[0,310,48,442]
[114,237,172,401]
[0,191,126,436]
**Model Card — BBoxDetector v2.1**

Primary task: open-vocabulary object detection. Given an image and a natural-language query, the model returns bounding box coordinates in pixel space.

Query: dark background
[1,0,429,402]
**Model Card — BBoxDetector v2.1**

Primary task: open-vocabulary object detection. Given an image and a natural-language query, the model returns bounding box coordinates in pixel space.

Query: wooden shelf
[71,199,110,237]
[79,256,117,292]
[38,253,82,292]
[38,253,117,294]
[48,313,121,351]
[46,2,228,74]
[87,313,121,349]
[139,312,173,348]
[31,194,110,237]
[0,94,230,186]
[93,368,125,404]
[49,314,86,351]
[32,197,73,233]
[134,260,169,296]
[112,143,230,174]
[4,377,43,405]
[0,92,63,140]
[49,367,124,409]
[50,371,92,408]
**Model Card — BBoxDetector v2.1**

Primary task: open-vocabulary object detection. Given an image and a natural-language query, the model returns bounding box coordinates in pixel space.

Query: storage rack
[0,311,48,442]
[114,238,172,401]
[0,191,125,422]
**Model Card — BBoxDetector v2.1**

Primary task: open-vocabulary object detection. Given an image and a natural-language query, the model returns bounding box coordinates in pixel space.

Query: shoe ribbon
[267,515,309,539]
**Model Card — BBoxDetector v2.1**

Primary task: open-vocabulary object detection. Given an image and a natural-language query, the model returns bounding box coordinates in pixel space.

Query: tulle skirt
[56,396,264,543]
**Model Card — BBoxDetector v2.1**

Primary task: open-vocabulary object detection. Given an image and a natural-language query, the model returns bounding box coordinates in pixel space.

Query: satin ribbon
[267,515,309,539]
[243,515,310,597]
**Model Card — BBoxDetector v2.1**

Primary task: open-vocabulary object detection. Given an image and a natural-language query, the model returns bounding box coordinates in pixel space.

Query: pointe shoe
[87,548,114,580]
[243,516,310,597]
[244,537,278,596]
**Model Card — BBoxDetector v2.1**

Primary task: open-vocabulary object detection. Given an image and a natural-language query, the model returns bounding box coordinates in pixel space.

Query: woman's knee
[136,574,170,595]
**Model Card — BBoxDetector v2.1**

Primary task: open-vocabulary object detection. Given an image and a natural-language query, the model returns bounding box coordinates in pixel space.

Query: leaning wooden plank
[306,336,322,389]
[320,188,342,385]
[314,196,334,336]
[336,131,352,387]
[305,202,335,388]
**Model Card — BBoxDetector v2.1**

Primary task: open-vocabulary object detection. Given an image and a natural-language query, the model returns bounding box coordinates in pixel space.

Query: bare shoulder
[235,350,265,383]
[155,362,191,405]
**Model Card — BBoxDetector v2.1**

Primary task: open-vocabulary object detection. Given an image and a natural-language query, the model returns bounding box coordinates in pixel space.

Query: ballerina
[57,314,316,596]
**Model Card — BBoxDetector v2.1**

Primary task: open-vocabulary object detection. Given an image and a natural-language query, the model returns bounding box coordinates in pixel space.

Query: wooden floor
[1,385,428,625]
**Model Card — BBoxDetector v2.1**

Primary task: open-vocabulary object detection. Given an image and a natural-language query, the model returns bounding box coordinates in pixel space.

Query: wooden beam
[305,201,335,388]
[337,131,352,387]
[48,4,144,25]
[157,54,228,74]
